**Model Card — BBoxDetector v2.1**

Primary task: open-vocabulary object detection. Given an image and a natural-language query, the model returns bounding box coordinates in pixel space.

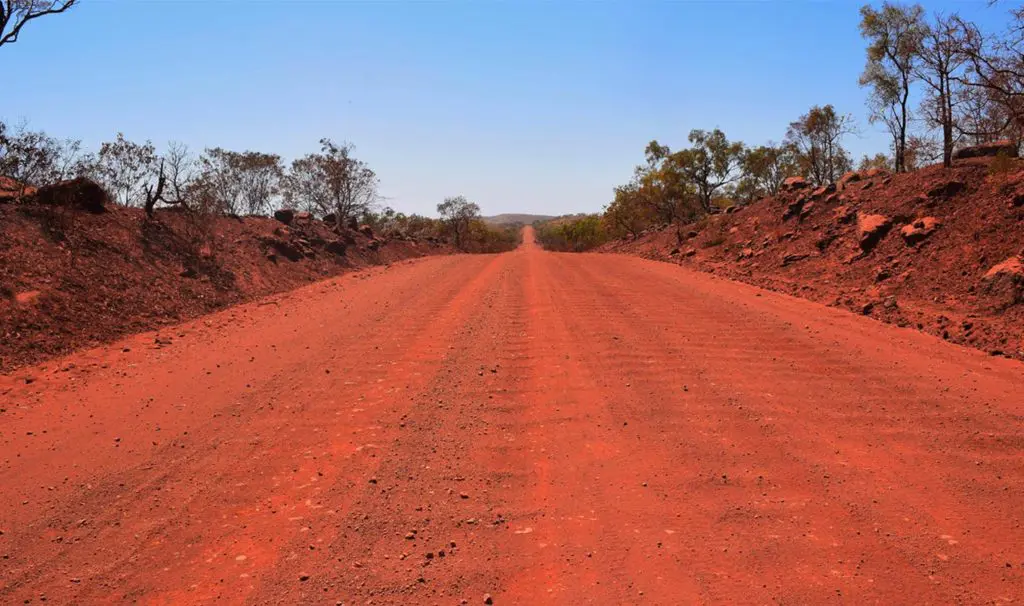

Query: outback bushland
[535,1,1024,252]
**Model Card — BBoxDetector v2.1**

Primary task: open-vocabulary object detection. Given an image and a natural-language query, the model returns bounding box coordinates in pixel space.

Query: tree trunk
[941,78,953,168]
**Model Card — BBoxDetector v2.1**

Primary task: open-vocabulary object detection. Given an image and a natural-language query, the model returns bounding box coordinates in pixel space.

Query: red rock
[837,171,862,190]
[273,209,294,225]
[857,213,892,252]
[953,140,1018,160]
[32,178,107,213]
[781,176,809,191]
[982,256,1023,307]
[984,256,1023,279]
[900,217,941,245]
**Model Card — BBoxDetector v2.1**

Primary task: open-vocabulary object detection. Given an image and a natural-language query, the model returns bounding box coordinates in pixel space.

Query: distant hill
[482,213,556,226]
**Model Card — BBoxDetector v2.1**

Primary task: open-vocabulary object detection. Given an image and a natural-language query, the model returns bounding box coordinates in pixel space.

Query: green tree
[637,140,701,227]
[860,3,925,173]
[672,129,745,214]
[857,152,891,171]
[437,195,480,249]
[603,182,652,240]
[740,143,800,201]
[785,105,855,185]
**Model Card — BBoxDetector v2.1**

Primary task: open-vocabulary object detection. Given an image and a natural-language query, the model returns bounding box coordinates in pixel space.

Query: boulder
[326,240,347,255]
[359,224,374,237]
[294,211,313,224]
[837,171,862,191]
[32,178,107,213]
[833,205,855,224]
[810,183,836,199]
[683,248,697,257]
[273,209,294,225]
[900,217,941,245]
[857,213,892,252]
[781,176,809,191]
[927,180,966,198]
[782,253,810,266]
[982,256,1024,307]
[267,238,304,262]
[322,213,337,226]
[0,177,35,203]
[783,197,806,221]
[953,140,1018,160]
[799,201,816,221]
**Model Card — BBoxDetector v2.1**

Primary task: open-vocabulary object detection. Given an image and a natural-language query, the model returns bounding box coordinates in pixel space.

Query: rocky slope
[0,185,451,371]
[601,156,1024,360]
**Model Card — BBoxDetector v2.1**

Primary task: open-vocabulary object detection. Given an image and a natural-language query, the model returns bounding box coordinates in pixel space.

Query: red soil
[602,157,1024,361]
[1,227,1021,604]
[0,202,449,371]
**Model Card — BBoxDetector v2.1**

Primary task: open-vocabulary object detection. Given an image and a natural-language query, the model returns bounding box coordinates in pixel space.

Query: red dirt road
[2,227,1022,605]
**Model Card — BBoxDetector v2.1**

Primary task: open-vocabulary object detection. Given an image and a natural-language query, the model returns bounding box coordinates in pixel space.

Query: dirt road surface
[2,227,1022,605]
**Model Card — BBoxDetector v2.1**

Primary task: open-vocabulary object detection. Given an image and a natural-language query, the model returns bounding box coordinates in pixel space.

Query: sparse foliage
[740,143,800,201]
[673,129,746,214]
[437,195,480,249]
[195,148,283,216]
[916,13,969,166]
[283,139,378,226]
[95,133,158,207]
[859,3,925,173]
[952,8,1024,143]
[858,152,892,171]
[785,105,855,185]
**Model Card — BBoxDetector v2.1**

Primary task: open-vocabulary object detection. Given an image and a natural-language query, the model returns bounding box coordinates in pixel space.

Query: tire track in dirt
[548,252,1022,604]
[1,254,506,604]
[1,228,1021,605]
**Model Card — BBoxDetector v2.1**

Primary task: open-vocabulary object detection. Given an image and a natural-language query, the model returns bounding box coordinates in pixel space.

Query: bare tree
[916,13,968,166]
[0,121,82,194]
[953,9,1024,143]
[0,0,76,48]
[195,148,282,216]
[142,143,195,217]
[283,139,378,226]
[860,3,925,173]
[96,133,158,207]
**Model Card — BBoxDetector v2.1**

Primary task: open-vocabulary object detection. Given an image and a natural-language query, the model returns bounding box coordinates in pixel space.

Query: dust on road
[2,227,1021,604]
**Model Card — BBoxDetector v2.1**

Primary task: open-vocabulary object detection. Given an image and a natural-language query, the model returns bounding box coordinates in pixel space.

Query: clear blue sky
[0,1,1011,217]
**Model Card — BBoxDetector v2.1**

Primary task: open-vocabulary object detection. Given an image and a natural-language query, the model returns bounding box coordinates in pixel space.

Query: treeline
[533,215,608,252]
[538,2,1024,252]
[0,120,517,251]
